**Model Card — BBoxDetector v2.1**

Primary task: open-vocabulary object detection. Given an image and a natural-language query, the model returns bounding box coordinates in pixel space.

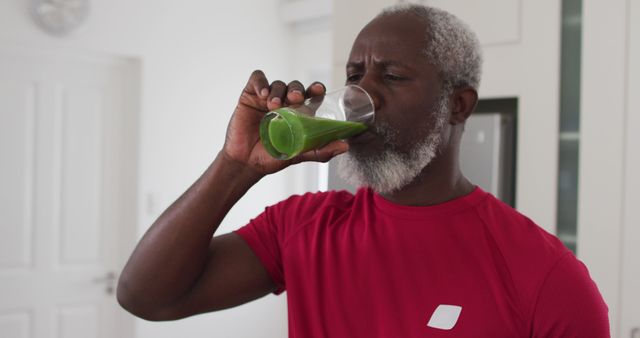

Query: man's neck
[379,157,474,207]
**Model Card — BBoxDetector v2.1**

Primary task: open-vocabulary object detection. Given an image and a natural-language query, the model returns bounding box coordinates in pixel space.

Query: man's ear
[449,86,478,125]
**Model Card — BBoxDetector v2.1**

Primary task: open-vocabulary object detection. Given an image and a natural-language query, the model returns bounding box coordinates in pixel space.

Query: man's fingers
[286,80,305,105]
[305,82,326,98]
[242,73,324,111]
[245,70,270,98]
[267,80,287,111]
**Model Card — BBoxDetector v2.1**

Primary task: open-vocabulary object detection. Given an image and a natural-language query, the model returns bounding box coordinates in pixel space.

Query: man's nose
[356,75,382,112]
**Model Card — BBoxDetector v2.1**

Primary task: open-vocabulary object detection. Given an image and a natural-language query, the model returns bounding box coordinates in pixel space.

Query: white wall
[0,1,297,337]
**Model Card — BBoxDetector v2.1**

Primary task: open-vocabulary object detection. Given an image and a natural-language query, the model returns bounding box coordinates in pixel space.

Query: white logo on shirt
[427,304,462,330]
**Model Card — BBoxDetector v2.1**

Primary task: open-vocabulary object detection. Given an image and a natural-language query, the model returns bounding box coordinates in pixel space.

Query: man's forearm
[116,151,263,315]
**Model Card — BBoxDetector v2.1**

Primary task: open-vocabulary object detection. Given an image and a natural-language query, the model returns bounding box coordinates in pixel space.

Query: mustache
[370,121,399,144]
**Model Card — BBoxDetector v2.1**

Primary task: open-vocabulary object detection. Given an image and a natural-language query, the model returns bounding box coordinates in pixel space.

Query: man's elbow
[116,278,178,321]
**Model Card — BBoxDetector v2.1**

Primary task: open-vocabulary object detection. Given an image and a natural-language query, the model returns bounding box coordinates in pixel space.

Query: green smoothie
[260,107,368,160]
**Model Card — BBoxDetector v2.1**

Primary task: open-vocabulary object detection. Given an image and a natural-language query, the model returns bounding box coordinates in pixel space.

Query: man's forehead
[346,58,415,70]
[348,33,426,65]
[348,13,428,61]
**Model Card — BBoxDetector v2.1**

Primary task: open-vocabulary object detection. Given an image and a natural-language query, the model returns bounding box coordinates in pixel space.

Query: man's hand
[222,70,349,175]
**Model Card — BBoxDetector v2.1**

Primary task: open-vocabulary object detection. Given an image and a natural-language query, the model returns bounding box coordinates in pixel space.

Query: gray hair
[377,4,483,90]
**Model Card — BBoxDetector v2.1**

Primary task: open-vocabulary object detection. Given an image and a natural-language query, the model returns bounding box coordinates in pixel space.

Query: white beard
[337,94,449,194]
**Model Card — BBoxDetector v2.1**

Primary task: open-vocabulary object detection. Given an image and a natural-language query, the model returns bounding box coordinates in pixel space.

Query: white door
[0,47,138,338]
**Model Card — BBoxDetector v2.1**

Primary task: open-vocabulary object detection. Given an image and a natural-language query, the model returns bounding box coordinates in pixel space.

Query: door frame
[578,0,638,336]
[620,0,640,335]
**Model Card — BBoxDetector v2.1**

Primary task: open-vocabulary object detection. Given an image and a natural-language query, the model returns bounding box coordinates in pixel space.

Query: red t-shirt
[235,187,609,337]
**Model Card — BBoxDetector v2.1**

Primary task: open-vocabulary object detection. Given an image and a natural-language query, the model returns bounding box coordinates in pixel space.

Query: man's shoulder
[266,188,362,224]
[476,196,570,294]
[474,193,567,258]
[472,194,581,317]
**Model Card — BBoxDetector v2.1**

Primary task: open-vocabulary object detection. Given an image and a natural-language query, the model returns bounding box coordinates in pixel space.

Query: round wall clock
[31,0,90,35]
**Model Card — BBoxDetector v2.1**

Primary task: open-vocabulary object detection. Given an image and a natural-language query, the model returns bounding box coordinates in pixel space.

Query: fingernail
[271,97,281,105]
[289,89,303,97]
[260,88,269,97]
[313,83,325,90]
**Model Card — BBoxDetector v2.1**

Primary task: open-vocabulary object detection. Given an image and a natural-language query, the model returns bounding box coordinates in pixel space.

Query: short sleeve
[235,205,286,294]
[531,253,610,337]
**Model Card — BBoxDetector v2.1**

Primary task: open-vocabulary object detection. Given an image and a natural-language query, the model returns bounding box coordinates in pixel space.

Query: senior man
[117,4,609,337]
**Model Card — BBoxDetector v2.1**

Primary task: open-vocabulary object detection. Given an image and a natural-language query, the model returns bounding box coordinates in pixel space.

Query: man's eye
[346,74,362,83]
[384,74,404,81]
